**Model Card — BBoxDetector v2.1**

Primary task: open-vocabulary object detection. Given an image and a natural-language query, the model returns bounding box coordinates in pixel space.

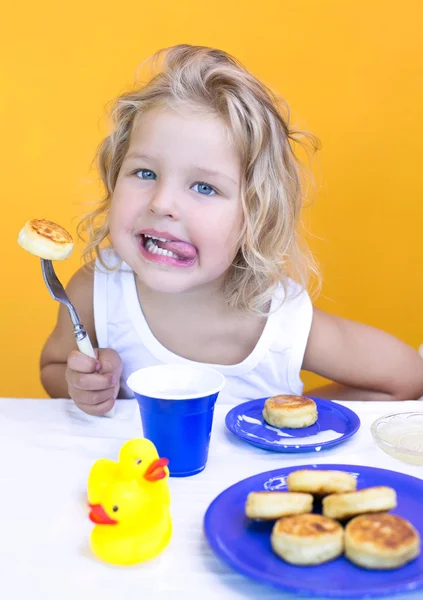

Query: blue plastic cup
[127,364,225,477]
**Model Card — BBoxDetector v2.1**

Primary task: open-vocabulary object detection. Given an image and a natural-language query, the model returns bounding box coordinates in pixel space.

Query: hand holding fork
[41,259,118,417]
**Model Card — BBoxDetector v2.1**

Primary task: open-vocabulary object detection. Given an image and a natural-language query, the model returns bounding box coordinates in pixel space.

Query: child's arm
[40,266,121,414]
[302,308,423,401]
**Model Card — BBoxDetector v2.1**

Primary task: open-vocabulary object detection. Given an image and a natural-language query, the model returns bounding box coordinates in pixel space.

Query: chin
[134,267,199,294]
[136,263,229,295]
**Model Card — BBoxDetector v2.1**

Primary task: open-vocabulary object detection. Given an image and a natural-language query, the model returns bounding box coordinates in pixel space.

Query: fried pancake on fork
[18,219,74,260]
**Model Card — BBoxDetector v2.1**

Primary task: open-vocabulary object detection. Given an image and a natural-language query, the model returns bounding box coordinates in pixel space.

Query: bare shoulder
[40,263,96,368]
[66,262,95,304]
[64,263,96,331]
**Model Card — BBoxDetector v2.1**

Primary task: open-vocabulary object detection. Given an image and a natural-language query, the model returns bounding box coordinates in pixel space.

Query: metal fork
[41,259,114,417]
[41,259,96,358]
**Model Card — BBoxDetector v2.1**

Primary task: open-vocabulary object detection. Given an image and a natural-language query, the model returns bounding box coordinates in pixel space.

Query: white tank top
[93,249,313,404]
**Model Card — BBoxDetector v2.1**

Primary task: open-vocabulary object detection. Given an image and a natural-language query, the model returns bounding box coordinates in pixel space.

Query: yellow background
[1,0,422,397]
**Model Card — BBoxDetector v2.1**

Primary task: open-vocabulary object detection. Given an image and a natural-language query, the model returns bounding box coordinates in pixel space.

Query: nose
[147,183,178,219]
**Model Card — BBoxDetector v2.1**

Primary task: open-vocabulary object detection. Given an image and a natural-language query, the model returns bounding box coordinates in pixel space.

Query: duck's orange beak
[144,457,169,481]
[89,503,118,525]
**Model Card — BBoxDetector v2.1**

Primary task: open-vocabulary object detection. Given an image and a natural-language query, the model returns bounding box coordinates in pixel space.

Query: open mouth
[139,233,197,265]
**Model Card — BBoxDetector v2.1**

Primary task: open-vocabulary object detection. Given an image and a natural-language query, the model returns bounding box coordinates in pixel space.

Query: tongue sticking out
[156,239,197,260]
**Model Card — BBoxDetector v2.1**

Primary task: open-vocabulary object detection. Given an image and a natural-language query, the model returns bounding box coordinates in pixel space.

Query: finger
[72,387,117,407]
[97,349,122,374]
[67,350,100,374]
[66,369,116,392]
[76,396,115,417]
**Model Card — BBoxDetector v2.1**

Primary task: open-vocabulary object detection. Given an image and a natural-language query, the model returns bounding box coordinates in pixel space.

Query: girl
[40,45,423,415]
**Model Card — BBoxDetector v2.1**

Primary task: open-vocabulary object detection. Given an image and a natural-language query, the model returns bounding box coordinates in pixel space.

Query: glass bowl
[371,412,423,465]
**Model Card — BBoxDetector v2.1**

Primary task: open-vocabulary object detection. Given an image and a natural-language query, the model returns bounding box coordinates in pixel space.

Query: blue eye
[135,169,156,180]
[192,183,216,196]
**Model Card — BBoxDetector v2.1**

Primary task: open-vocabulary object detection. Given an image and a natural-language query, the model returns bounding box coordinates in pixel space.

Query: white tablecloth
[0,398,422,600]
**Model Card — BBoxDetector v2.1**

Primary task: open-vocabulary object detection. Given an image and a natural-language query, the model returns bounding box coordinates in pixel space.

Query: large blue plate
[225,397,360,452]
[204,464,423,598]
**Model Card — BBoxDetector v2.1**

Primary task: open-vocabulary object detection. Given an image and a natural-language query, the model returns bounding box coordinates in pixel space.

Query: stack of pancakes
[245,468,420,569]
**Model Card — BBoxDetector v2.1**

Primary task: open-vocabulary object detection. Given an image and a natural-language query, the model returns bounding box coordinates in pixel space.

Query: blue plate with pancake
[225,397,360,452]
[204,464,423,598]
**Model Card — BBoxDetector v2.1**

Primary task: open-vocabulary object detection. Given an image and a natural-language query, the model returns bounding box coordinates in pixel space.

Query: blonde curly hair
[78,44,320,313]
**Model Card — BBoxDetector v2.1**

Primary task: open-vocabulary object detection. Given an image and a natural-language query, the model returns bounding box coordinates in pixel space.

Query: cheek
[108,203,122,240]
[109,193,135,231]
[198,205,243,259]
[219,202,243,242]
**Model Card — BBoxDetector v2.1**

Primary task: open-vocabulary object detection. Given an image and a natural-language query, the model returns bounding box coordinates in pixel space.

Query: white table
[0,398,422,600]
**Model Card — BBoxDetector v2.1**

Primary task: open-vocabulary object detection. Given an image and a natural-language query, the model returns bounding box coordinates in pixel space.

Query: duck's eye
[136,459,142,465]
[112,505,119,512]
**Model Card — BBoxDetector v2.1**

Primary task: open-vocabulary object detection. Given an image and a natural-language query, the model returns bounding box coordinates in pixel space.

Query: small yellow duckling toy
[119,439,170,504]
[88,438,170,507]
[88,478,172,565]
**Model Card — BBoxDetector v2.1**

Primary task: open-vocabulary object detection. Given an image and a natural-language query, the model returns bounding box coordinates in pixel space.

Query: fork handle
[76,335,115,419]
[76,334,96,359]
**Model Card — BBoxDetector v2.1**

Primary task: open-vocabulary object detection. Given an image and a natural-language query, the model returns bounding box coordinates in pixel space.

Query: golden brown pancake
[18,219,74,260]
[323,486,397,521]
[271,513,344,565]
[263,395,318,428]
[287,469,357,495]
[245,491,313,520]
[345,513,420,569]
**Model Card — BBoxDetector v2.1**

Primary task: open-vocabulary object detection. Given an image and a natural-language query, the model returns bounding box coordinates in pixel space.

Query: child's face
[109,107,243,294]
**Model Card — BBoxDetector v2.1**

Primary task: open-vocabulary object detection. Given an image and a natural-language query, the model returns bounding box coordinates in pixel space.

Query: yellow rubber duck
[88,438,170,507]
[88,478,172,565]
[119,439,170,504]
